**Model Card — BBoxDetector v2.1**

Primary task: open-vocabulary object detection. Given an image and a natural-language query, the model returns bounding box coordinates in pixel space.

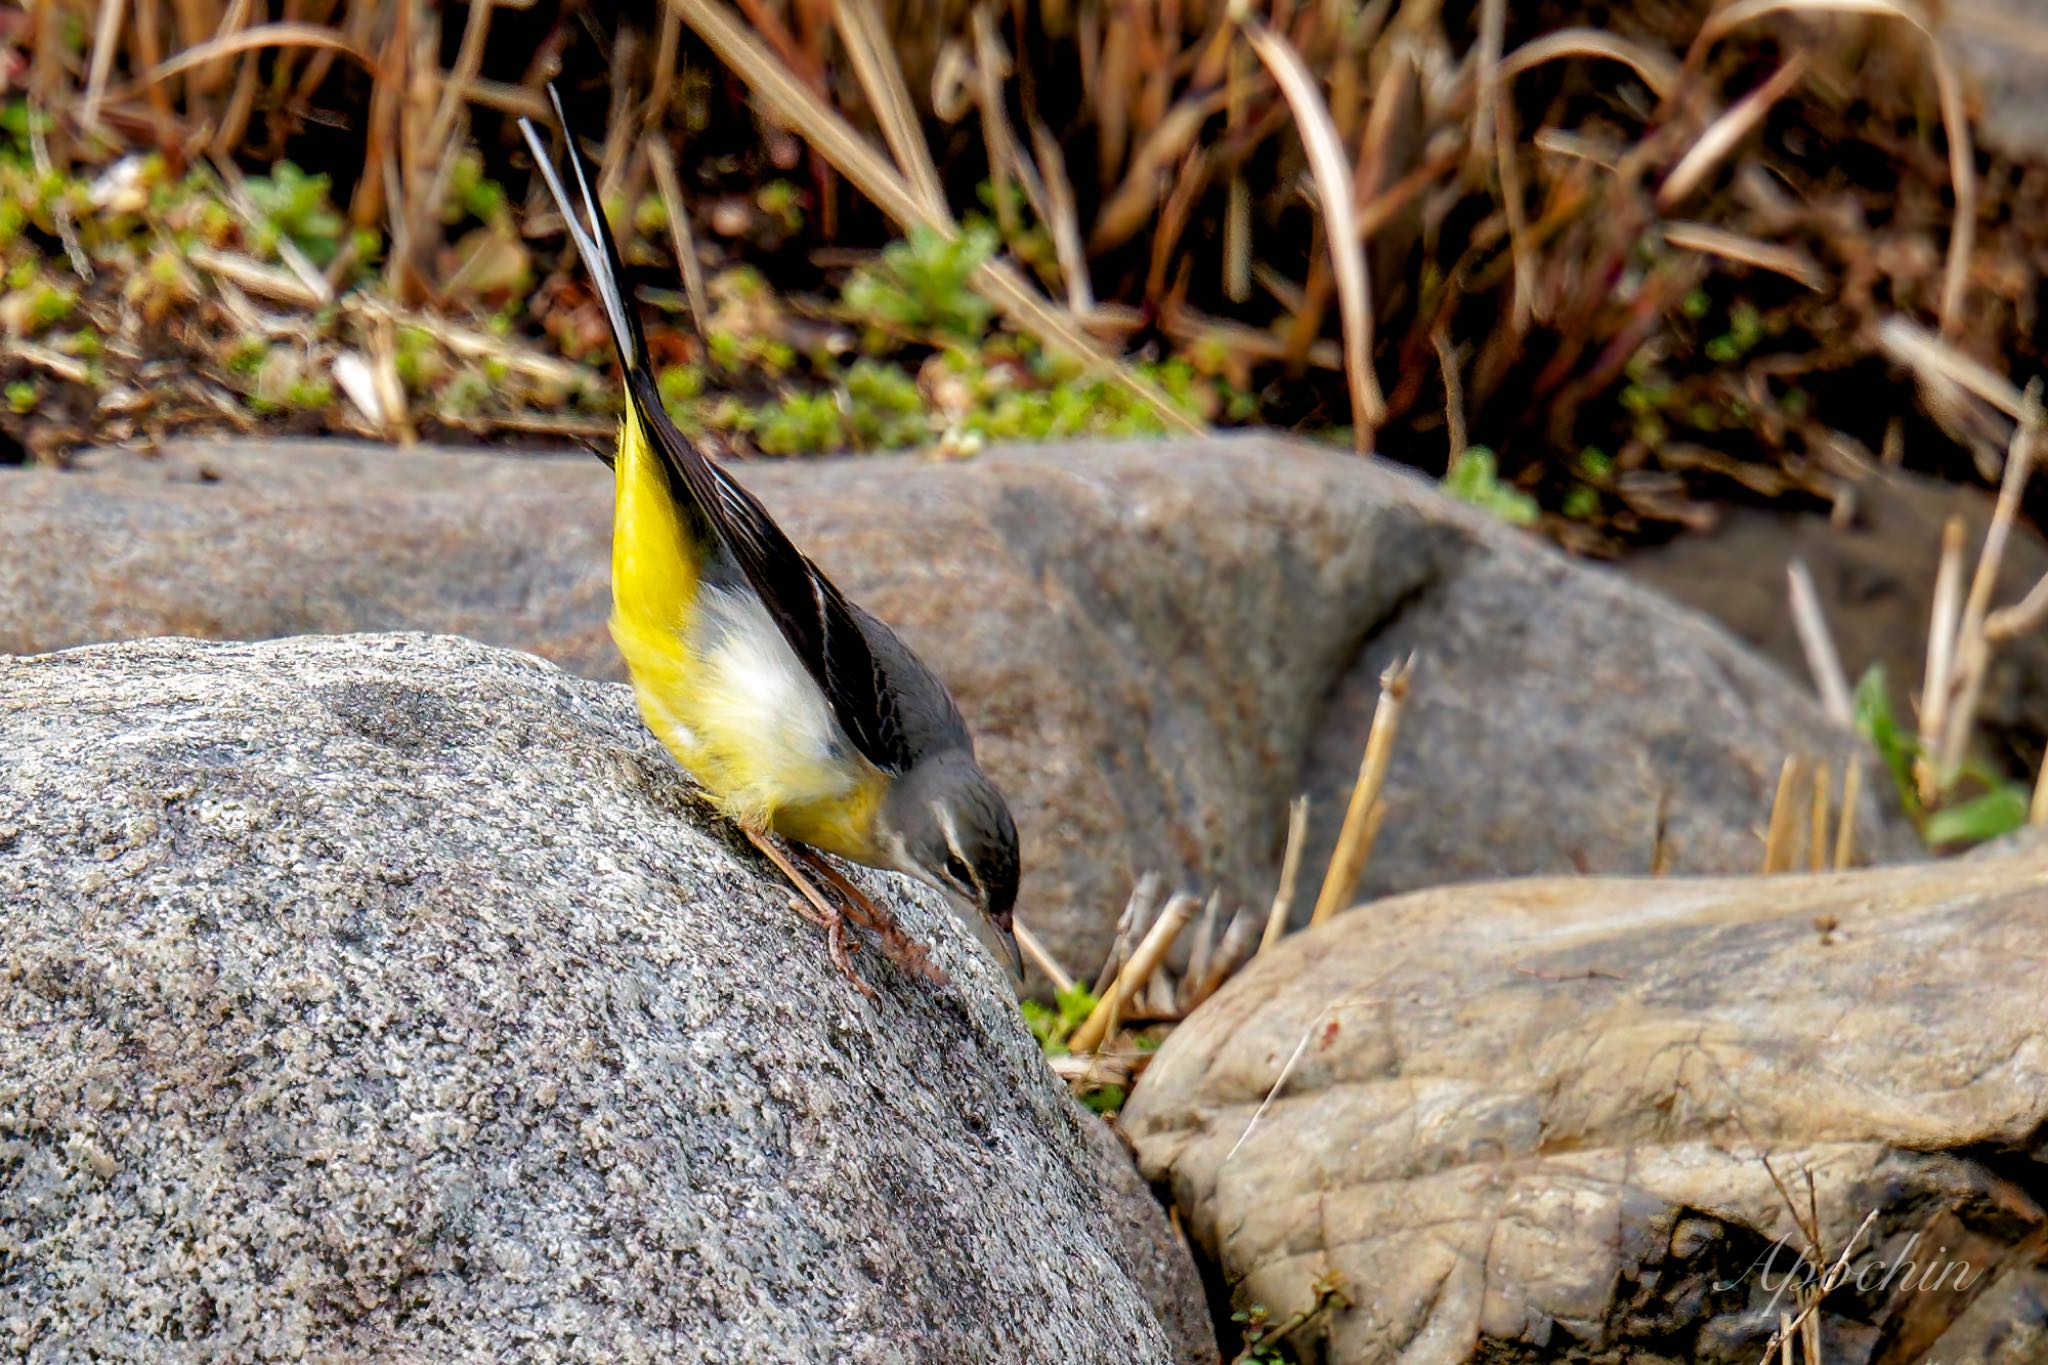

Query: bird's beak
[931,884,1024,991]
[1000,925,1024,985]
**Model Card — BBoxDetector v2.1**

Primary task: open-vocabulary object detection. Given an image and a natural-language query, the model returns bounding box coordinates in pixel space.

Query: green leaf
[1853,664,1921,819]
[1923,785,2031,848]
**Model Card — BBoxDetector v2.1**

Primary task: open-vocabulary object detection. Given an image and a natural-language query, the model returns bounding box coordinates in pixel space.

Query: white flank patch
[691,585,852,805]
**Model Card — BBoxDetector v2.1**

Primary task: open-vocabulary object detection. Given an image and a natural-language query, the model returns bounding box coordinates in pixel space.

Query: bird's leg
[740,825,877,1001]
[784,845,949,989]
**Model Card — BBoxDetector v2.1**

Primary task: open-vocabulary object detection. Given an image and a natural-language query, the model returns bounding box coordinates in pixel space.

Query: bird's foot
[742,826,879,1001]
[787,846,950,990]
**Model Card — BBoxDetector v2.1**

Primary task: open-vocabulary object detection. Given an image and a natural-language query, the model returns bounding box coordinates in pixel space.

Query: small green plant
[1228,1272,1351,1364]
[657,362,705,410]
[1853,664,2030,847]
[1443,446,1539,525]
[1704,299,1765,363]
[1020,982,1097,1058]
[753,390,842,456]
[1019,983,1125,1114]
[393,326,445,392]
[842,222,999,345]
[244,162,346,266]
[756,179,804,235]
[842,359,927,449]
[224,338,269,377]
[5,378,39,413]
[284,375,333,411]
[444,150,508,225]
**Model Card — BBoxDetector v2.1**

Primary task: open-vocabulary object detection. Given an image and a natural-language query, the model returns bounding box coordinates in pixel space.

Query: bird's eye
[943,853,972,886]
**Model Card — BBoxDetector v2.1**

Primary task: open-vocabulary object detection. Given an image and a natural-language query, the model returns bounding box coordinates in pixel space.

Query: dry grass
[8,0,2046,537]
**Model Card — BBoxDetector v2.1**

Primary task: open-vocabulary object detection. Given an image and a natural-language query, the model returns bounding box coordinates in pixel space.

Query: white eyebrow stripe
[932,799,981,895]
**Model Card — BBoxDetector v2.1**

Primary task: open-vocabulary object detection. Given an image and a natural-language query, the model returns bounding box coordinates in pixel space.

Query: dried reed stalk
[1919,513,1968,802]
[1786,559,1852,725]
[1762,754,1806,873]
[1834,756,1862,869]
[1182,901,1262,1012]
[1936,389,2042,783]
[1069,892,1197,1054]
[1261,796,1310,953]
[1238,16,1383,450]
[1015,923,1075,996]
[1808,760,1830,873]
[1310,655,1413,925]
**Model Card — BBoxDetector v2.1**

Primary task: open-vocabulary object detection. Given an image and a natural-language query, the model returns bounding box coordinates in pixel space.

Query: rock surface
[1120,854,2048,1363]
[1626,467,2048,780]
[0,633,1213,1364]
[0,437,1919,984]
[1946,0,2048,161]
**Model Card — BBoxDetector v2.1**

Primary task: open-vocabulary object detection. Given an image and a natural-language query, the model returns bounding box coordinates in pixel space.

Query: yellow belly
[607,409,885,862]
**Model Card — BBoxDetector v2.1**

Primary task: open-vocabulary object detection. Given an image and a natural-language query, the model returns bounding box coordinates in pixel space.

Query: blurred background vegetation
[2,0,2045,559]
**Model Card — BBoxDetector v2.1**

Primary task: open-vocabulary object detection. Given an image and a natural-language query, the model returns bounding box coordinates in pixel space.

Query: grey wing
[847,601,974,763]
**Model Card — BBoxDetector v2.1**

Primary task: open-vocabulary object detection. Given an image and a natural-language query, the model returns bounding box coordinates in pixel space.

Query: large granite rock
[0,633,1213,1364]
[0,438,1919,986]
[1120,854,2048,1363]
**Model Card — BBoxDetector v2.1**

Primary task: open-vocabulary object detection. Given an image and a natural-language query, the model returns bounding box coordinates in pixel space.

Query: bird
[518,89,1022,994]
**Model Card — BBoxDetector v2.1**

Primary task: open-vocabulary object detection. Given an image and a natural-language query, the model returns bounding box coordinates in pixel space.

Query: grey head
[876,748,1022,983]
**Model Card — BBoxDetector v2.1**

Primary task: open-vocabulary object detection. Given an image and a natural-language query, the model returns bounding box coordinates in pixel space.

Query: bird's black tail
[518,87,650,378]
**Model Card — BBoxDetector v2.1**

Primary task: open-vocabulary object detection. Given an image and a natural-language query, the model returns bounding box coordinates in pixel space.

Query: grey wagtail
[519,92,1022,992]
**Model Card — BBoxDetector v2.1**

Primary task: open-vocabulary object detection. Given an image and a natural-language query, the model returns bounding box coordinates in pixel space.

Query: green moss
[446,150,508,225]
[1020,983,1099,1058]
[1079,1085,1127,1117]
[1443,446,1539,525]
[842,359,927,449]
[658,363,705,406]
[285,376,333,411]
[393,327,439,391]
[1704,300,1765,364]
[24,281,75,331]
[56,326,101,359]
[756,179,803,234]
[225,338,269,377]
[630,193,665,238]
[841,222,998,345]
[753,390,844,455]
[707,327,795,378]
[440,370,492,418]
[244,162,346,266]
[5,378,38,413]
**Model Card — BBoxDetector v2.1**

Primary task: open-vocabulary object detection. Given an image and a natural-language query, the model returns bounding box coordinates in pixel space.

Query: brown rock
[1120,851,2048,1363]
[0,437,1919,987]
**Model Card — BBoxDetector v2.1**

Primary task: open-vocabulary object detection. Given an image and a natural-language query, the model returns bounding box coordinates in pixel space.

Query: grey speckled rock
[0,634,1213,1365]
[0,437,1920,986]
